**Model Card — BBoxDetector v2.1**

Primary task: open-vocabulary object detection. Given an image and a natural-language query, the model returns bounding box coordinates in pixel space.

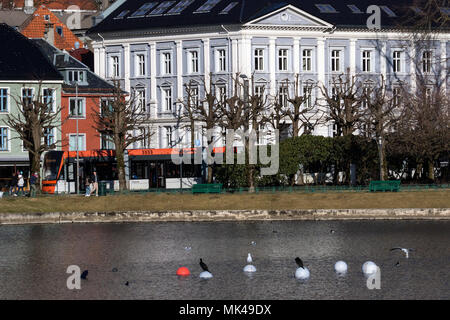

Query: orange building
[21,4,83,50]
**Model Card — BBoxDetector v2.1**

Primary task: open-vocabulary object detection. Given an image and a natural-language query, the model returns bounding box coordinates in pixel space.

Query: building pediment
[246,5,333,29]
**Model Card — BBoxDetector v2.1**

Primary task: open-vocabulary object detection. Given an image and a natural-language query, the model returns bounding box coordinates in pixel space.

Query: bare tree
[177,75,223,183]
[282,74,325,136]
[319,69,366,137]
[3,82,63,187]
[219,73,272,192]
[362,75,401,180]
[93,80,153,191]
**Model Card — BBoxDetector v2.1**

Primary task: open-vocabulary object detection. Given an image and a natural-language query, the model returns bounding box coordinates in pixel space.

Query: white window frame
[135,52,147,77]
[392,86,402,107]
[42,87,56,113]
[303,84,313,109]
[188,49,200,74]
[278,85,289,108]
[254,48,265,72]
[361,49,373,73]
[135,88,147,113]
[68,70,85,83]
[330,49,343,73]
[302,48,313,72]
[21,87,35,108]
[162,87,173,112]
[422,50,433,74]
[215,48,227,72]
[138,127,151,149]
[392,50,403,73]
[0,126,10,152]
[216,84,227,103]
[0,87,10,113]
[43,127,56,149]
[165,126,173,147]
[69,97,86,118]
[254,84,265,98]
[278,48,289,72]
[101,133,115,150]
[69,133,86,152]
[161,51,173,75]
[109,55,120,78]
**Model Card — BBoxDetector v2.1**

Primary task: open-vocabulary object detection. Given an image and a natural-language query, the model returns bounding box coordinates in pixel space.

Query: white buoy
[334,261,348,274]
[247,253,253,263]
[199,271,213,279]
[243,264,257,272]
[295,267,310,280]
[362,261,377,275]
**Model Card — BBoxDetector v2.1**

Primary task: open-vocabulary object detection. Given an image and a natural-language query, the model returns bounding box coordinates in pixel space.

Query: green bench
[192,183,223,194]
[369,180,401,192]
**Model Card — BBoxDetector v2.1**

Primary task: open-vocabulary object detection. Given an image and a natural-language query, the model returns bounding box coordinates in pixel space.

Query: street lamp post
[75,82,80,194]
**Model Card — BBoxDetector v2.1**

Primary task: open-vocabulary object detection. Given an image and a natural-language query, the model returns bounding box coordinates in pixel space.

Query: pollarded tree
[93,80,153,191]
[3,82,63,187]
[281,74,325,137]
[219,73,272,192]
[177,75,223,183]
[319,69,366,137]
[362,75,401,180]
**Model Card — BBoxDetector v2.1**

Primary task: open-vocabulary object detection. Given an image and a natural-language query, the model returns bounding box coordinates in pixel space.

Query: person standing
[17,171,25,196]
[9,172,17,196]
[29,172,38,197]
[85,176,91,197]
[91,171,99,197]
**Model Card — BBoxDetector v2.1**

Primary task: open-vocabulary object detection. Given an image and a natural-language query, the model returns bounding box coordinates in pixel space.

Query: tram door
[148,161,165,188]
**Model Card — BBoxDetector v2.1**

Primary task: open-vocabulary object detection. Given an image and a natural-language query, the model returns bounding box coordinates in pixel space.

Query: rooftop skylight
[380,5,397,17]
[148,1,176,16]
[114,9,130,19]
[165,0,195,15]
[315,4,338,13]
[194,0,222,14]
[129,2,159,18]
[219,2,238,15]
[347,4,362,14]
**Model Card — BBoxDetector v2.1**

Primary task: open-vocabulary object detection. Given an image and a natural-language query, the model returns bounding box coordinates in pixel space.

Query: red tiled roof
[21,5,83,51]
[1,0,98,10]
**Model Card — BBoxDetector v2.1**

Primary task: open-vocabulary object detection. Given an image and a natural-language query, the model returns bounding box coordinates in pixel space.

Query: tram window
[68,163,74,181]
[165,162,181,178]
[131,161,148,179]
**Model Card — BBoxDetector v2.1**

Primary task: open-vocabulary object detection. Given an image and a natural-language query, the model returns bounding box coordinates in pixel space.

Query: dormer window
[44,15,50,21]
[56,26,63,37]
[68,70,85,83]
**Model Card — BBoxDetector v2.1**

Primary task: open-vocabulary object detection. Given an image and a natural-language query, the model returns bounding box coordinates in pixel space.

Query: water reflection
[0,220,448,299]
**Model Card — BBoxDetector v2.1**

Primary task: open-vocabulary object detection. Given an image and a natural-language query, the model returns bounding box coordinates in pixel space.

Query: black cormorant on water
[199,258,209,272]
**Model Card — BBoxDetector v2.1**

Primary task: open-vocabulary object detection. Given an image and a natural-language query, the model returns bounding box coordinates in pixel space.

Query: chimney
[24,0,35,14]
[44,23,54,46]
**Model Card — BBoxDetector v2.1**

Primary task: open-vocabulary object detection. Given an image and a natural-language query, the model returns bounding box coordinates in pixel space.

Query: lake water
[0,220,448,299]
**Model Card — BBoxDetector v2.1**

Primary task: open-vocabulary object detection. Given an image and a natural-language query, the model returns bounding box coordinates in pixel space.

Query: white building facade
[89,1,450,149]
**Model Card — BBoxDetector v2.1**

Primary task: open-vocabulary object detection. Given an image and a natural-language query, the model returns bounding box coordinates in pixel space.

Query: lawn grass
[0,190,449,214]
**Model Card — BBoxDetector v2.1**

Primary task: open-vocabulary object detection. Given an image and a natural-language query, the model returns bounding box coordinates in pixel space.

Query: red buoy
[176,267,190,276]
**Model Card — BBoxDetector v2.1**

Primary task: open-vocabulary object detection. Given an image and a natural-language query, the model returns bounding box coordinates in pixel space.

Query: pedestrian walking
[17,171,25,196]
[85,177,91,197]
[91,171,99,197]
[29,172,38,197]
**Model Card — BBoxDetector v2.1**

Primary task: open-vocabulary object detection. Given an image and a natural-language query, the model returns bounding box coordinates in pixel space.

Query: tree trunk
[116,147,127,191]
[378,138,387,181]
[427,159,435,181]
[29,150,41,189]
